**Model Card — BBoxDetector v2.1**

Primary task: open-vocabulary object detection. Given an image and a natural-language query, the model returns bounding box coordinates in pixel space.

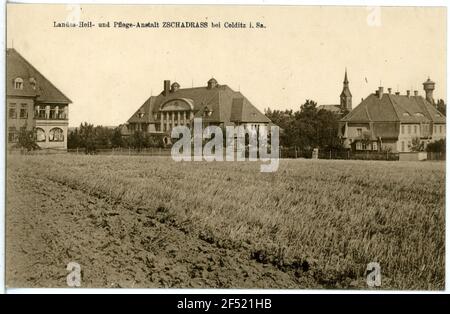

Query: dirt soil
[6,169,319,288]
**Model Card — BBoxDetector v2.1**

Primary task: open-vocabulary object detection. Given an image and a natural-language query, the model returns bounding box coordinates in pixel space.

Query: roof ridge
[9,49,72,103]
[416,97,434,120]
[386,94,401,121]
[365,102,372,120]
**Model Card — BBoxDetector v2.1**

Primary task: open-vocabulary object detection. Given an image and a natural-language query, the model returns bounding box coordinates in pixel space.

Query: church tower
[340,69,352,111]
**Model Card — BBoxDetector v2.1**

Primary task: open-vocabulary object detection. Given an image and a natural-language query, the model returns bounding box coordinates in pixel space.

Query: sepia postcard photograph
[1,1,447,296]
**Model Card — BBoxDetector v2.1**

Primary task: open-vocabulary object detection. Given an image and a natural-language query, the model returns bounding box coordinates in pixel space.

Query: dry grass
[7,155,445,289]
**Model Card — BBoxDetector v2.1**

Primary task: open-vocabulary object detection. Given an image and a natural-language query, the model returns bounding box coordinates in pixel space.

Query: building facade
[339,78,445,153]
[6,49,72,150]
[123,78,272,143]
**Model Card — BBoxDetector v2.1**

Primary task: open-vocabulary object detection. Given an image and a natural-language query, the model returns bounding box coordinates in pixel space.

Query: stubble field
[6,155,445,289]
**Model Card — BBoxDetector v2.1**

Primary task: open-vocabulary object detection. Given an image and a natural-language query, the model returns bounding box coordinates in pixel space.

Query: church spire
[340,68,352,111]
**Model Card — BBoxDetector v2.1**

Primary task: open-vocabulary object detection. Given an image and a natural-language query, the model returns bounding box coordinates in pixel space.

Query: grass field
[6,155,445,289]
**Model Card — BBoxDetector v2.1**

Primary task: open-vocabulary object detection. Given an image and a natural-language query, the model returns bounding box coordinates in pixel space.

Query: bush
[426,139,445,153]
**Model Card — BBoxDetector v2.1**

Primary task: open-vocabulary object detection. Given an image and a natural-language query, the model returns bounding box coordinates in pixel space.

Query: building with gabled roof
[6,48,72,150]
[123,78,272,144]
[339,80,445,153]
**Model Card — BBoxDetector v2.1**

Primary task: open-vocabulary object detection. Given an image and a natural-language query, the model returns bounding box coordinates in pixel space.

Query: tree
[265,108,295,146]
[409,137,425,152]
[111,128,124,148]
[94,126,113,149]
[131,130,146,151]
[426,139,445,153]
[15,127,40,152]
[68,128,81,149]
[316,109,344,150]
[78,122,97,154]
[265,99,344,151]
[436,99,446,116]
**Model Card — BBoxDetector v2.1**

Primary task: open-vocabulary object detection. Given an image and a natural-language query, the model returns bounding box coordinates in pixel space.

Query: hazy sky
[7,5,446,126]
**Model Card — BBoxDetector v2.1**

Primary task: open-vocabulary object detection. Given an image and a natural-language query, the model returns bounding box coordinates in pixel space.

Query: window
[357,128,362,137]
[401,125,405,134]
[9,104,17,119]
[14,77,23,89]
[48,128,64,142]
[35,128,46,142]
[49,107,56,119]
[8,127,17,143]
[407,125,411,134]
[35,106,46,119]
[439,125,443,134]
[19,108,27,119]
[372,142,378,151]
[356,142,362,150]
[413,125,417,134]
[362,142,367,150]
[20,104,28,119]
[57,107,66,119]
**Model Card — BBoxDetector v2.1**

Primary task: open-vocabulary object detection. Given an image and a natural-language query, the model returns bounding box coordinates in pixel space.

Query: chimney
[163,80,170,95]
[414,90,418,96]
[388,88,392,94]
[378,86,383,99]
[406,90,410,97]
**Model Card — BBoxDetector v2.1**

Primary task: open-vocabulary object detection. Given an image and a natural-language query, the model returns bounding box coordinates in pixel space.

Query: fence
[12,146,444,161]
[427,152,446,161]
[280,147,400,161]
[318,150,399,161]
[67,147,173,156]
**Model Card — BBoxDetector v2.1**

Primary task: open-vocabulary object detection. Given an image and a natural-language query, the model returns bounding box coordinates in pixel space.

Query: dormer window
[14,77,23,89]
[29,77,37,89]
[403,112,410,117]
[138,112,144,118]
[203,106,213,117]
[414,112,425,117]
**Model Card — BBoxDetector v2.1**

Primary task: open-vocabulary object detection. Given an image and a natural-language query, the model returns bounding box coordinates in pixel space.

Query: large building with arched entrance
[123,78,271,144]
[6,48,72,150]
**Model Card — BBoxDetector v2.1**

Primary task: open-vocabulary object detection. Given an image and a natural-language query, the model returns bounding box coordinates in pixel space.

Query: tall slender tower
[423,77,435,105]
[340,69,352,111]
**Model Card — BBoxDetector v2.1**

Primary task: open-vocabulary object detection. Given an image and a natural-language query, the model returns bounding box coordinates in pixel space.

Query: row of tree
[68,122,166,153]
[265,100,348,151]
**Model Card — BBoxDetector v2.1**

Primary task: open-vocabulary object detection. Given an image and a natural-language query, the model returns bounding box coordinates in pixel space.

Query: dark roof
[128,82,270,124]
[6,48,72,104]
[341,93,445,124]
